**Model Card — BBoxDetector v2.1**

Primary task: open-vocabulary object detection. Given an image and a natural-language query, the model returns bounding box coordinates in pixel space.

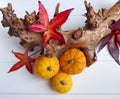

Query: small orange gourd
[59,48,86,75]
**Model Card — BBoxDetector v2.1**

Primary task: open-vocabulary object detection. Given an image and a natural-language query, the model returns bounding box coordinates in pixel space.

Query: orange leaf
[42,30,65,47]
[49,8,74,30]
[27,1,74,47]
[50,31,65,44]
[8,50,35,74]
[8,61,25,73]
[42,8,73,47]
[27,1,49,32]
[27,24,46,32]
[42,31,50,47]
[38,1,49,27]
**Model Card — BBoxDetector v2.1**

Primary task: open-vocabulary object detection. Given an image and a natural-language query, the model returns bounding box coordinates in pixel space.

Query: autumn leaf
[97,19,120,65]
[117,33,120,45]
[97,34,112,53]
[27,1,48,32]
[108,36,120,65]
[27,1,74,47]
[111,19,120,46]
[111,19,120,33]
[38,1,48,28]
[8,50,35,74]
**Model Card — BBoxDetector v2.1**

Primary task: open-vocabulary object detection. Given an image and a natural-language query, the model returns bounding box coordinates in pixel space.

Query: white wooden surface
[0,0,120,99]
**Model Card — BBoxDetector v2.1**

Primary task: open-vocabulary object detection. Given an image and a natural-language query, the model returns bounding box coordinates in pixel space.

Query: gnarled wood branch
[1,1,120,66]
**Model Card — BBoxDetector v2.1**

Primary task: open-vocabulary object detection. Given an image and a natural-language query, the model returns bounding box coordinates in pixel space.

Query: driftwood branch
[1,1,120,66]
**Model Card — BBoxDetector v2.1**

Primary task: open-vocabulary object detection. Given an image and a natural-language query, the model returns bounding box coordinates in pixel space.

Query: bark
[1,1,120,66]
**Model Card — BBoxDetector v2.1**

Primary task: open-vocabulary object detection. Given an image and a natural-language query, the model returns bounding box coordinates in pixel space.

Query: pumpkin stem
[68,59,74,64]
[60,80,66,85]
[47,66,52,71]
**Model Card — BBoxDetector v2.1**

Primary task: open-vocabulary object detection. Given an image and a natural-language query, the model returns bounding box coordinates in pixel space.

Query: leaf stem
[28,49,42,57]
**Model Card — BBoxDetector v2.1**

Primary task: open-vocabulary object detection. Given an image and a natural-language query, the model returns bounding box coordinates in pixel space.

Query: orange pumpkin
[59,48,86,75]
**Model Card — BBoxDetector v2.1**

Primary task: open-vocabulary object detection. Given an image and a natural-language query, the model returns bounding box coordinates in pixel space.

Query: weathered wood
[1,1,120,66]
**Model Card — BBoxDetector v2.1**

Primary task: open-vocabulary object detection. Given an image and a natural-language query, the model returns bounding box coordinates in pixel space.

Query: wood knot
[72,28,83,40]
[24,11,37,25]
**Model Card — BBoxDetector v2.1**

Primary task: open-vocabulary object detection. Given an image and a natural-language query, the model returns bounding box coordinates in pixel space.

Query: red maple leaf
[98,19,120,65]
[8,50,35,74]
[27,1,74,47]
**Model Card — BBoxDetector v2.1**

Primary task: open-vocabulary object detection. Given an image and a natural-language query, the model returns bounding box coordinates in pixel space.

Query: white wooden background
[0,0,120,99]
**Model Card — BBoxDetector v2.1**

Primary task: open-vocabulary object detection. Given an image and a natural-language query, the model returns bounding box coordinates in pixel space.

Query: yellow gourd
[34,55,59,79]
[52,72,72,94]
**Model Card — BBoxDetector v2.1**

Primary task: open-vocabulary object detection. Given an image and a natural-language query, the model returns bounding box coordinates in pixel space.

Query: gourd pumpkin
[59,48,86,75]
[52,72,72,94]
[34,55,59,79]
